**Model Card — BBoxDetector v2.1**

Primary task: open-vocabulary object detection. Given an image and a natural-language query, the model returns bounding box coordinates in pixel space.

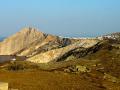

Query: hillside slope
[0,27,46,55]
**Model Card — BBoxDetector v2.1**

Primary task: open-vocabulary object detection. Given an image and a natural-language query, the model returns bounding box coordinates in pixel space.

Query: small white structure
[11,58,16,61]
[0,82,8,90]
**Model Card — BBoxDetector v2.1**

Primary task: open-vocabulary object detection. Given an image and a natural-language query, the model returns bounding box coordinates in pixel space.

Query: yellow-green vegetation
[0,69,106,90]
[84,42,120,78]
[0,61,39,71]
[0,56,120,90]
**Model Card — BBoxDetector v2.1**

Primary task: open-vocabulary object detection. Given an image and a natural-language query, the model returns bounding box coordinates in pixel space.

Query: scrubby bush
[7,61,39,71]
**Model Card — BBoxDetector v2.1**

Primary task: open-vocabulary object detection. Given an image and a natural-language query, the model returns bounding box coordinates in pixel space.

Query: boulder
[76,65,90,73]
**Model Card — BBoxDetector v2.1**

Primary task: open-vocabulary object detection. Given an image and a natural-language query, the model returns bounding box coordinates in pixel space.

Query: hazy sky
[0,0,120,37]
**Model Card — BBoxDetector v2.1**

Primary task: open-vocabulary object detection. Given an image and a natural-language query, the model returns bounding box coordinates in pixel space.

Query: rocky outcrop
[16,34,69,57]
[64,65,90,73]
[0,28,72,57]
[27,40,99,63]
[0,27,46,55]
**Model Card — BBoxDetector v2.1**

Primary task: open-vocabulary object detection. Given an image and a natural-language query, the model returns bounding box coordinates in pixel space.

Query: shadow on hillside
[0,55,26,63]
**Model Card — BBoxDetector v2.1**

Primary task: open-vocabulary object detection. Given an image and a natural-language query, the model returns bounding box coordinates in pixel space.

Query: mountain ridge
[0,27,46,55]
[0,27,120,64]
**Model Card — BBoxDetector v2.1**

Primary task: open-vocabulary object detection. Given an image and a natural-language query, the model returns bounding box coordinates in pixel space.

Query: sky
[0,0,120,37]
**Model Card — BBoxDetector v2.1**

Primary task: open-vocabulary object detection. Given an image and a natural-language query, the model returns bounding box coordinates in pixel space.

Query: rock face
[16,34,64,57]
[0,27,72,57]
[0,27,46,55]
[27,40,99,63]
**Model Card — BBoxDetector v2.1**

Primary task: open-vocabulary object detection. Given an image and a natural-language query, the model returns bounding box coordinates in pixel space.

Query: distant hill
[0,27,73,55]
[97,32,120,44]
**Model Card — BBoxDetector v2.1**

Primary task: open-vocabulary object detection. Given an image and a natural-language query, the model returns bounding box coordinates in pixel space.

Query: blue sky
[0,0,120,37]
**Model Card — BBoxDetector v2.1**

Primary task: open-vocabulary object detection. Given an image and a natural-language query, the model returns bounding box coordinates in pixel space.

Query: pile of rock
[64,65,90,73]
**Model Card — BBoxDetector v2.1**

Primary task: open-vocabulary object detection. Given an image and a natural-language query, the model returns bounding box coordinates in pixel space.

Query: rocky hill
[0,27,120,65]
[0,27,100,63]
[97,32,120,44]
[0,27,75,56]
[0,27,46,55]
[27,40,99,63]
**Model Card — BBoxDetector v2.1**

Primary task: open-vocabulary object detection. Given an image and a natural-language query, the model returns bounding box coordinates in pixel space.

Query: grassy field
[0,70,104,90]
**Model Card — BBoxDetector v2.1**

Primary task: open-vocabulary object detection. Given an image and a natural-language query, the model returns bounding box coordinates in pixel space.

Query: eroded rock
[27,40,99,63]
[0,27,46,55]
[76,65,90,73]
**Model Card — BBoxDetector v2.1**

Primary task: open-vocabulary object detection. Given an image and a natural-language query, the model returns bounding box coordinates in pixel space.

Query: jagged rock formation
[0,27,46,55]
[0,28,71,56]
[16,34,72,57]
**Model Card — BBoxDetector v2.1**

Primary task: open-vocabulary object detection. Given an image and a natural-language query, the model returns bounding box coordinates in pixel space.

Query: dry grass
[0,70,104,90]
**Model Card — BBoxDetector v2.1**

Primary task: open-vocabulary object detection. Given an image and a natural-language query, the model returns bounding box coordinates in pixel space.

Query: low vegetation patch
[2,61,40,71]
